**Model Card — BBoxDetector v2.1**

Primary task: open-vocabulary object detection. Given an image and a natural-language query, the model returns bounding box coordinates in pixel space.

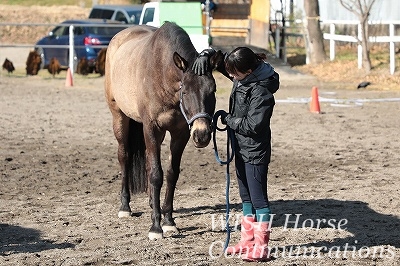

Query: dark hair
[224,47,266,75]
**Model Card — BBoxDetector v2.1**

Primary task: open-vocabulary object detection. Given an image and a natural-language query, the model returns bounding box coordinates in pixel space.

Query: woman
[192,47,279,261]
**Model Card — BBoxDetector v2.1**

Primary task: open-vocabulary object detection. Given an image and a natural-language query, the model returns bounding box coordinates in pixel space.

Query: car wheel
[35,47,45,69]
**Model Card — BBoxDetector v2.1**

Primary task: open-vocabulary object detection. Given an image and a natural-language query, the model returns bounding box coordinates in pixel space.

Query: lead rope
[212,110,235,252]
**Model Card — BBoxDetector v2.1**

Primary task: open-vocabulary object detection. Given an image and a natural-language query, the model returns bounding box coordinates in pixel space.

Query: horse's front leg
[162,128,190,234]
[144,128,165,240]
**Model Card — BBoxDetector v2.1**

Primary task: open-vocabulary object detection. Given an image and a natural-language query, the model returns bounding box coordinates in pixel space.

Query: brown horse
[105,22,223,240]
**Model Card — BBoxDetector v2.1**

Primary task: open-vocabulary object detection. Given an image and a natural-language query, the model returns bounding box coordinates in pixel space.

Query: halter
[179,82,212,128]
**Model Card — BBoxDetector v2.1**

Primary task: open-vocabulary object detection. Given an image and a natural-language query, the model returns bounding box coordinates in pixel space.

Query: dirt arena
[1,57,399,266]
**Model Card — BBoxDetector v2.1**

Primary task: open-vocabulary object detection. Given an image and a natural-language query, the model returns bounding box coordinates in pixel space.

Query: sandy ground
[1,2,400,265]
[1,54,400,266]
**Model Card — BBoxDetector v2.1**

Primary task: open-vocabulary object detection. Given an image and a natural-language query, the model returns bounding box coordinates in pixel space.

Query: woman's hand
[192,48,216,75]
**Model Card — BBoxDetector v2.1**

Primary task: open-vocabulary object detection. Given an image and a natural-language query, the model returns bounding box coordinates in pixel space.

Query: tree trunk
[339,0,376,73]
[360,16,372,72]
[303,0,327,64]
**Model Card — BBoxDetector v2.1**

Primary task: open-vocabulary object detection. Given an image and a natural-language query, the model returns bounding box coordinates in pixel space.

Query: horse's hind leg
[111,109,132,217]
[162,129,190,234]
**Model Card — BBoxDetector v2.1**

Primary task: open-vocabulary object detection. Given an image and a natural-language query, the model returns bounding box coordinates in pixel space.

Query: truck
[139,2,210,52]
[88,5,143,25]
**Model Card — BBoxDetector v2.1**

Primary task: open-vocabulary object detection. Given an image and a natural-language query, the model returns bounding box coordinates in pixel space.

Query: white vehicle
[139,2,210,52]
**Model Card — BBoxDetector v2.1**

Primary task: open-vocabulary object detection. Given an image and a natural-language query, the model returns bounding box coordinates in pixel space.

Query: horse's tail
[128,119,147,194]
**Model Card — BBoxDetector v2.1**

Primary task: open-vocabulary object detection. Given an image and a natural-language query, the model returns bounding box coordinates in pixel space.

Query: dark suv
[89,5,143,24]
[34,19,127,72]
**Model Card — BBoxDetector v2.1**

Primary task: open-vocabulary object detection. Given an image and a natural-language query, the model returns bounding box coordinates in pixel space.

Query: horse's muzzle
[191,118,212,148]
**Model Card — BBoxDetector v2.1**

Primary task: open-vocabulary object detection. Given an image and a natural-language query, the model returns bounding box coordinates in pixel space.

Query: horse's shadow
[0,224,75,255]
[175,198,400,249]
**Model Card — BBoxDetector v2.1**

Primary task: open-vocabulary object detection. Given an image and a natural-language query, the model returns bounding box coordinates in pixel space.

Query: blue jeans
[235,156,270,210]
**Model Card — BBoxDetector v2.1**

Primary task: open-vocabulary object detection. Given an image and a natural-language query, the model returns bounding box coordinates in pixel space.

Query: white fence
[272,20,400,74]
[322,20,400,75]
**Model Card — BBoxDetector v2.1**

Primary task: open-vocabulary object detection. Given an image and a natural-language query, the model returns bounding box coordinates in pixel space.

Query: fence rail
[322,21,400,74]
[272,20,400,74]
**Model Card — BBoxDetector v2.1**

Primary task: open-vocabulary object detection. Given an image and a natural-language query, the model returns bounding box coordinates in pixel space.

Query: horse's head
[173,50,224,148]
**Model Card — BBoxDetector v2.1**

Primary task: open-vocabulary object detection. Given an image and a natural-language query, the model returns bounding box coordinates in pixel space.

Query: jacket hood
[238,61,275,86]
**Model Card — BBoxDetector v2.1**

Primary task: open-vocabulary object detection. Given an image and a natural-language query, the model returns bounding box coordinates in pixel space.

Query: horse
[105,22,224,240]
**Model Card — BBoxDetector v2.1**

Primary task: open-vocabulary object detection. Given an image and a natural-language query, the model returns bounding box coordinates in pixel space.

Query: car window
[89,9,114,19]
[52,26,68,37]
[127,10,142,24]
[115,11,128,23]
[88,9,100,18]
[142,8,155,25]
[74,27,84,36]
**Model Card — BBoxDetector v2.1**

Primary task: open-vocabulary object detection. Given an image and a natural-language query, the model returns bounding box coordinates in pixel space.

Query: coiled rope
[212,110,235,252]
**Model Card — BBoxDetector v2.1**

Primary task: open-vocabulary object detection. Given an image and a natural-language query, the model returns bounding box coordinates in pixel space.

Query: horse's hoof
[118,211,131,218]
[148,232,163,240]
[162,225,179,233]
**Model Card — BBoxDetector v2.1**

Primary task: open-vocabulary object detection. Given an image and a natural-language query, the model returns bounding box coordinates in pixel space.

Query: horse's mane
[155,22,197,62]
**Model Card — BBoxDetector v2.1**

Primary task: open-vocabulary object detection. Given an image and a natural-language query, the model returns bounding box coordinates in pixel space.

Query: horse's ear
[209,50,225,71]
[173,52,188,72]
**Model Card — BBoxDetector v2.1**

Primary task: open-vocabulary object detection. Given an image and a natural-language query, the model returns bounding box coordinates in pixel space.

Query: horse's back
[106,25,155,59]
[105,25,156,121]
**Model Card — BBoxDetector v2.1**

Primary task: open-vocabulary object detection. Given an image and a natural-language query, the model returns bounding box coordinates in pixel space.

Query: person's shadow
[267,199,400,254]
[0,224,75,255]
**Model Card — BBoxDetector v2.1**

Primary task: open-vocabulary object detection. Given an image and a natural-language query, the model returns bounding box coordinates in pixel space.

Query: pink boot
[241,222,271,261]
[225,216,256,255]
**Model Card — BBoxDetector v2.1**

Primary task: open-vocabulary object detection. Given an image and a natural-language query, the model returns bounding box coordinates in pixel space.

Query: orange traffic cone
[310,86,321,113]
[65,68,73,87]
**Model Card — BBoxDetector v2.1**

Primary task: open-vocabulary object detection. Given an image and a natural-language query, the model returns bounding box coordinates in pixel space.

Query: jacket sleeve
[225,86,274,136]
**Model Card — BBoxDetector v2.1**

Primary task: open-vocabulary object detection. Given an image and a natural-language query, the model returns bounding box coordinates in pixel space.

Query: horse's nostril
[191,118,212,147]
[192,129,211,147]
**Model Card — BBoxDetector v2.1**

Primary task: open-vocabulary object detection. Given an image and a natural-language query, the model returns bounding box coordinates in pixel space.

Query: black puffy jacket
[224,62,280,164]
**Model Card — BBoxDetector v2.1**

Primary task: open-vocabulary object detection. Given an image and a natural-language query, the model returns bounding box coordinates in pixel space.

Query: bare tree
[303,0,327,64]
[339,0,377,72]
